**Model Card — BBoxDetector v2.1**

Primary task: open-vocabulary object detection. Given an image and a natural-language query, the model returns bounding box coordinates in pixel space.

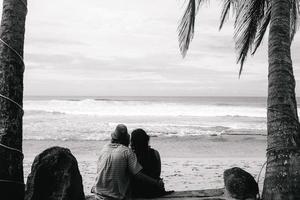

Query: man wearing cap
[92,124,164,200]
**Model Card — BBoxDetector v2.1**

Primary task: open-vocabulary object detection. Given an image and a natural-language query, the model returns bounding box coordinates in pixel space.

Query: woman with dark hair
[130,129,171,198]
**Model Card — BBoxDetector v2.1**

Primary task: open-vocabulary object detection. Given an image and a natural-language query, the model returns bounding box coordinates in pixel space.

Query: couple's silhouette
[91,124,172,200]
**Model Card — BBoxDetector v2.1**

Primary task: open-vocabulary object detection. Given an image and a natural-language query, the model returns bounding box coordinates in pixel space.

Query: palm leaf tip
[219,0,239,30]
[234,0,266,75]
[238,57,245,78]
[252,6,270,55]
[178,0,196,58]
[219,1,231,30]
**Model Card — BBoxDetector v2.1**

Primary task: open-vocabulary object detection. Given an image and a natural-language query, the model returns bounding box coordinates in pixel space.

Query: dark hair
[130,129,149,154]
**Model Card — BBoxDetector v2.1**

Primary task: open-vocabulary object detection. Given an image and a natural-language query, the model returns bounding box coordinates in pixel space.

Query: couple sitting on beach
[91,124,172,200]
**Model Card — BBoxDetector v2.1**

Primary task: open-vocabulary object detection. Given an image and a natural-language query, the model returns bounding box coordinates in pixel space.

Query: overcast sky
[1,0,300,96]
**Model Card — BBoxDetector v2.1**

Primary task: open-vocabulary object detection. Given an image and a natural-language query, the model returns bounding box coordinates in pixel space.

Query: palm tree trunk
[262,0,300,199]
[0,0,27,199]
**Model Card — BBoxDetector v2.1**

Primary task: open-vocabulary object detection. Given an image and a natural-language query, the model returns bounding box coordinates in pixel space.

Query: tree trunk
[0,0,27,199]
[262,0,300,199]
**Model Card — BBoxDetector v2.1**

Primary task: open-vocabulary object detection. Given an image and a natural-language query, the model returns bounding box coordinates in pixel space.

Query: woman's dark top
[131,147,165,198]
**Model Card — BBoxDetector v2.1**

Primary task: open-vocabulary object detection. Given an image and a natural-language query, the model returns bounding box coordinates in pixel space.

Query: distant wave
[22,98,274,140]
[23,115,267,141]
[24,99,267,118]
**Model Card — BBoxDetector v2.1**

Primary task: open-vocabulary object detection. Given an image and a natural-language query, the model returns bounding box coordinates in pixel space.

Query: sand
[23,135,267,195]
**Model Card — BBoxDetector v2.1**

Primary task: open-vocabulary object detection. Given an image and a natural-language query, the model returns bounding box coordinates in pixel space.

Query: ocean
[23,96,291,141]
[23,96,291,192]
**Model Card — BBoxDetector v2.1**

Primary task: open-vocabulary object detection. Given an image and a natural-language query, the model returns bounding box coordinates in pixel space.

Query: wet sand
[23,135,267,194]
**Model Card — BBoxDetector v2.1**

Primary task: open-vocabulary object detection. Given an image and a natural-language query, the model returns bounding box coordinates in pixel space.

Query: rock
[25,146,85,200]
[223,167,259,200]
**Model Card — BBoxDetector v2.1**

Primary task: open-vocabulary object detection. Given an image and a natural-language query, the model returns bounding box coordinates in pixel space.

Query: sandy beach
[23,135,267,195]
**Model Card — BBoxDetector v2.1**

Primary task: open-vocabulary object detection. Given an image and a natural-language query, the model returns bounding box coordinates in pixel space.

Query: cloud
[1,0,299,96]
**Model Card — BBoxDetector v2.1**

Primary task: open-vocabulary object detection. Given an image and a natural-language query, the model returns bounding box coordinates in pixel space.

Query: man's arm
[126,148,164,190]
[134,171,164,189]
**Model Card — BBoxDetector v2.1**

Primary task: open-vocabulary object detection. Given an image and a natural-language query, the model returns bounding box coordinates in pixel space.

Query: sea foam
[24,98,266,118]
[22,97,271,140]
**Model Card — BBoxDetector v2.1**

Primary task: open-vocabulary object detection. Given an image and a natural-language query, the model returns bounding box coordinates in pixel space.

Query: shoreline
[23,134,267,160]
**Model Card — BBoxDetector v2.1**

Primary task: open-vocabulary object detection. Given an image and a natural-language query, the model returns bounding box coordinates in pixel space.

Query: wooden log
[86,188,225,200]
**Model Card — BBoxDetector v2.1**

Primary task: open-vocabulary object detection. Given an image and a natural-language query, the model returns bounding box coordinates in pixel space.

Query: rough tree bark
[262,0,300,199]
[0,0,27,199]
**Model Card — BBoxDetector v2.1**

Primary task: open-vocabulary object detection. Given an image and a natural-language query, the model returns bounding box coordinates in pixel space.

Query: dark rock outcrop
[224,167,259,200]
[25,146,85,200]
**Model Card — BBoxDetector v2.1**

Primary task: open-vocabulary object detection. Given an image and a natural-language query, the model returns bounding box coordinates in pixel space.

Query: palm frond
[234,0,266,76]
[234,0,247,29]
[252,5,271,55]
[178,0,205,57]
[291,0,300,41]
[219,0,239,30]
